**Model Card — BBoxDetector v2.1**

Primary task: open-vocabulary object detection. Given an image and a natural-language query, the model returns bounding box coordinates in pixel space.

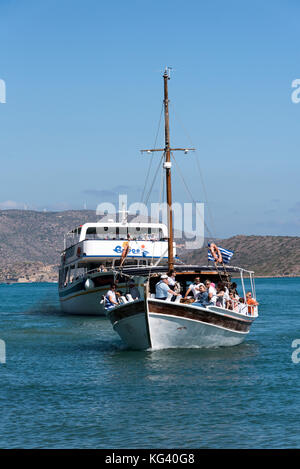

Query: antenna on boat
[141,68,195,272]
[118,203,129,224]
[164,66,172,78]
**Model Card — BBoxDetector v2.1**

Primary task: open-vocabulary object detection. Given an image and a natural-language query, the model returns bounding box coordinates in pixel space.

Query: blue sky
[0,0,299,237]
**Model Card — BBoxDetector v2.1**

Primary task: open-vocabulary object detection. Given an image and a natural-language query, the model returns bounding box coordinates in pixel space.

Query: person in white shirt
[184,277,202,300]
[224,285,230,303]
[105,284,119,308]
[204,279,217,305]
[167,270,176,287]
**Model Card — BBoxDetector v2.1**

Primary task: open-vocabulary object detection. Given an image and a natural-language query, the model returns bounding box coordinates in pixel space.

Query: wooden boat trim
[107,300,145,324]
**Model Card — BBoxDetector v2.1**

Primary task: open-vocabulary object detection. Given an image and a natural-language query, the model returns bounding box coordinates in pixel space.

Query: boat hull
[59,272,118,316]
[147,299,253,349]
[108,298,256,350]
[59,287,107,315]
[107,300,151,349]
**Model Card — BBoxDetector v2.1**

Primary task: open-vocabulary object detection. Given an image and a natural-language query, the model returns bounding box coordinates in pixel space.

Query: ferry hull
[59,288,107,315]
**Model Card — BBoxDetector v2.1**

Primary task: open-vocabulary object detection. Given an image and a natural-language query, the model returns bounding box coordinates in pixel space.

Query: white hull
[113,312,150,350]
[148,312,247,349]
[59,287,107,315]
[107,300,151,349]
[107,298,256,350]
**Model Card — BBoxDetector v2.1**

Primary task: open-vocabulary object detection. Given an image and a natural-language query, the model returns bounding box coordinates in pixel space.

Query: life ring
[210,243,222,263]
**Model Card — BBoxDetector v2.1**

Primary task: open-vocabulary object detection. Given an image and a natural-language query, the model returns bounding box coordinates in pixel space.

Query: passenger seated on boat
[105,284,119,309]
[167,271,181,300]
[184,277,201,300]
[216,282,227,307]
[129,281,140,300]
[155,274,179,300]
[204,280,217,305]
[167,270,176,287]
[238,297,247,314]
[227,290,239,312]
[246,291,259,316]
[230,282,239,298]
[194,284,210,307]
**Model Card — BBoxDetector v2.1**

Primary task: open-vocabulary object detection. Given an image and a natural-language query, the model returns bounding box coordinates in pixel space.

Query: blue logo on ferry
[113,245,149,257]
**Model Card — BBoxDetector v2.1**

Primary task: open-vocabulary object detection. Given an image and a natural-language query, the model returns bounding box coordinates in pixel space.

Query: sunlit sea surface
[0,278,299,449]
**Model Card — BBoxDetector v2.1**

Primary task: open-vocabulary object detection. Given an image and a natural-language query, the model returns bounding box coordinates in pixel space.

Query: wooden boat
[106,69,259,349]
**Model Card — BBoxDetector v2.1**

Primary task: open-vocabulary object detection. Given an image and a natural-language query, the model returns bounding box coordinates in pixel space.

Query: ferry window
[118,227,127,239]
[86,227,97,239]
[130,227,151,240]
[92,226,117,240]
[148,228,161,240]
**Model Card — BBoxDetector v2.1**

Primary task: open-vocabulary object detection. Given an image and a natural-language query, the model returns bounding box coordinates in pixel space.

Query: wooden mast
[163,68,174,272]
[140,68,195,273]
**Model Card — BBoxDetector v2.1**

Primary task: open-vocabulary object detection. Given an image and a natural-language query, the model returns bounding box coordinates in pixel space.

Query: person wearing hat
[129,280,140,300]
[155,274,179,300]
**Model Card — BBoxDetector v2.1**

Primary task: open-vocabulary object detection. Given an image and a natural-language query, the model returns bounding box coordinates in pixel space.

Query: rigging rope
[140,102,164,205]
[170,102,217,239]
[144,152,164,206]
[171,152,215,240]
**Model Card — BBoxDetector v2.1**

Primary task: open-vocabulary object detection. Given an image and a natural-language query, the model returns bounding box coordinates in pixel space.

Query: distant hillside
[0,210,97,282]
[178,235,300,277]
[0,210,299,281]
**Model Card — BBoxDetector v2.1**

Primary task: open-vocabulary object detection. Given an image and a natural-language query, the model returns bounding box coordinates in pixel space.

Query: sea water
[0,278,299,449]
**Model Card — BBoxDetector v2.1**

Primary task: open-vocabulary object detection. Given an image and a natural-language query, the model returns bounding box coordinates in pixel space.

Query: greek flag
[208,243,234,264]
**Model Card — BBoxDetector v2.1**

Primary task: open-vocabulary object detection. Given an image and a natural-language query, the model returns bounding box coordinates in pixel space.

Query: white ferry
[58,218,173,315]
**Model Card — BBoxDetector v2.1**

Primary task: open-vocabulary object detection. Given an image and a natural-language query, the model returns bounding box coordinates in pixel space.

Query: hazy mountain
[0,210,299,281]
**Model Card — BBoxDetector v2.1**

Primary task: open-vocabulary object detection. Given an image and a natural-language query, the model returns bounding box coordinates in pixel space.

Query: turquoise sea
[0,278,299,449]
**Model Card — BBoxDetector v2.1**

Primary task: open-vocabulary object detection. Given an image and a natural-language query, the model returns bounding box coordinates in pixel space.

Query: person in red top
[246,291,259,315]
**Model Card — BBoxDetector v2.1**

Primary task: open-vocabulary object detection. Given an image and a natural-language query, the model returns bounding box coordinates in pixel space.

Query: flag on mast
[208,244,234,264]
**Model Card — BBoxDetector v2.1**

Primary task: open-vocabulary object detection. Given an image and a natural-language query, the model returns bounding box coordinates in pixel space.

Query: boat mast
[140,67,195,272]
[163,68,174,272]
